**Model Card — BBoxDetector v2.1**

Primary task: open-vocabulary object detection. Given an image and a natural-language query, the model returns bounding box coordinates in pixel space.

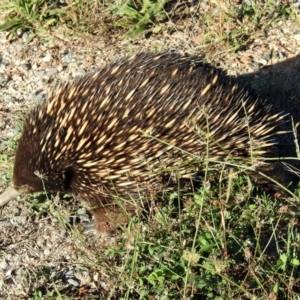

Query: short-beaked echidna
[12,52,288,232]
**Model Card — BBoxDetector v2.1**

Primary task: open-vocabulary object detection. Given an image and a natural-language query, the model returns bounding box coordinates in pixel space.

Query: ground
[1,1,300,299]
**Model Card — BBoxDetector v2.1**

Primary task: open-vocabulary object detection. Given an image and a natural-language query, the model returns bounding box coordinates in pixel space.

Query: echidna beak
[0,186,21,207]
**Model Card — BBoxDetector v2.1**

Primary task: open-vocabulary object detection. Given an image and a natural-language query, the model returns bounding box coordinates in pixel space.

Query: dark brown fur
[13,52,288,233]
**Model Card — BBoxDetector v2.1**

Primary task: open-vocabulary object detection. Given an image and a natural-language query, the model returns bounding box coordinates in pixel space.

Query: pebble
[30,92,47,104]
[42,54,52,62]
[0,76,8,86]
[44,249,50,256]
[57,64,64,72]
[294,33,300,41]
[20,63,31,71]
[47,67,58,76]
[34,70,45,77]
[64,52,76,63]
[256,58,268,65]
[0,260,8,269]
[11,73,21,81]
[5,269,12,276]
[4,96,16,104]
[88,65,97,72]
[73,68,86,77]
[68,278,80,287]
[21,31,32,43]
[293,2,300,8]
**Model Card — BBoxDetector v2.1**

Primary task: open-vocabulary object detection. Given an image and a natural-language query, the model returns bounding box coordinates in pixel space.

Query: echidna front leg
[250,161,293,197]
[89,205,131,237]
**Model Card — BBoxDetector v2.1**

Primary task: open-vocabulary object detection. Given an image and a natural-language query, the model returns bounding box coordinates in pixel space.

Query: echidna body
[13,52,287,232]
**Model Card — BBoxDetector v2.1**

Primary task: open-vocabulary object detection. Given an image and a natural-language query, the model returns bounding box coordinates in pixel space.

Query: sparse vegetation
[8,167,300,299]
[109,0,168,37]
[0,0,297,43]
[0,0,103,40]
[196,0,296,52]
[1,0,300,299]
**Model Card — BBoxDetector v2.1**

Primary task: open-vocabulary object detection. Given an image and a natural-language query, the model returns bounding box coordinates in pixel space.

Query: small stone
[68,278,80,287]
[64,52,76,63]
[293,2,300,8]
[34,70,45,77]
[294,33,300,41]
[30,92,47,104]
[88,65,97,72]
[4,96,16,104]
[44,249,50,256]
[42,54,52,62]
[22,31,31,43]
[73,68,86,77]
[40,62,50,69]
[47,68,58,76]
[0,260,8,269]
[20,63,31,71]
[256,58,267,65]
[0,76,8,86]
[12,73,21,81]
[57,64,64,72]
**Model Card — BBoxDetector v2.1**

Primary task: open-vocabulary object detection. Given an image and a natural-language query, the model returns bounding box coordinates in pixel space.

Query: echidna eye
[63,167,75,190]
[59,128,66,138]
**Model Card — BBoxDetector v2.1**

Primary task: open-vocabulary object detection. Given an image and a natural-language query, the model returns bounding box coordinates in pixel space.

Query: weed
[95,177,297,299]
[109,0,167,37]
[0,0,102,40]
[197,0,297,52]
[0,0,67,39]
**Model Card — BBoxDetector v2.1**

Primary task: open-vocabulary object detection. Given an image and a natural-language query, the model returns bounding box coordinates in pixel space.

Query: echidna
[11,52,288,232]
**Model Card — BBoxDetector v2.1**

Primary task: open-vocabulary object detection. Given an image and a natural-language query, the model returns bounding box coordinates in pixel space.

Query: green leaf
[290,258,300,266]
[0,19,23,31]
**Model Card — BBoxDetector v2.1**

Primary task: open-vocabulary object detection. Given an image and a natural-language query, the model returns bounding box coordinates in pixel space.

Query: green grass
[17,170,300,299]
[109,0,168,37]
[0,0,296,43]
[100,178,300,299]
[0,0,103,40]
[194,0,296,54]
